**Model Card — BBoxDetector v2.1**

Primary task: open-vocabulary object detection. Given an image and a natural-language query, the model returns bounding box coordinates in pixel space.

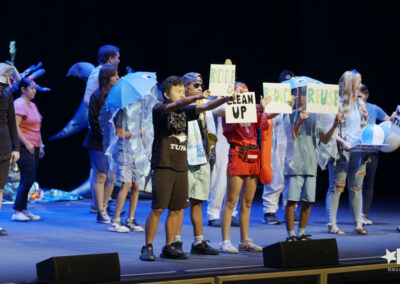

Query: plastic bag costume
[99,72,158,189]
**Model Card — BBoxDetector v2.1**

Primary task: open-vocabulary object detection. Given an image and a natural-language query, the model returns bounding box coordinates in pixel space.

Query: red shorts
[227,148,260,176]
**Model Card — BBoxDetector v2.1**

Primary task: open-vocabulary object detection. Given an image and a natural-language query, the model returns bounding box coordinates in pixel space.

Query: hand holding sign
[202,90,211,99]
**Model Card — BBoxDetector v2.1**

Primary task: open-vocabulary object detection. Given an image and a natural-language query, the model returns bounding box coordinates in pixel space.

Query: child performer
[140,76,234,261]
[284,94,342,241]
[218,82,275,253]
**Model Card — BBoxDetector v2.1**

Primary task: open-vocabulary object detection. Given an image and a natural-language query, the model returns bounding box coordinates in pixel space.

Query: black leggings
[13,146,40,211]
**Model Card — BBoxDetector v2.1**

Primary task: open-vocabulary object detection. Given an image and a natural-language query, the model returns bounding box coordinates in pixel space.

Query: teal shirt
[285,112,320,176]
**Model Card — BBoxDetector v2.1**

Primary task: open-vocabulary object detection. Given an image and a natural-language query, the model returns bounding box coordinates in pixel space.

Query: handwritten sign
[209,64,235,96]
[391,105,400,136]
[262,83,292,113]
[305,84,339,114]
[225,92,257,123]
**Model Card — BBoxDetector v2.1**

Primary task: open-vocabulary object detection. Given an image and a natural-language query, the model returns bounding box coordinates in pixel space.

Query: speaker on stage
[263,238,338,268]
[36,252,120,284]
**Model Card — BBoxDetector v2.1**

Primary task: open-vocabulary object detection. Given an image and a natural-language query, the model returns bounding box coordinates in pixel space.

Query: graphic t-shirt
[151,101,198,171]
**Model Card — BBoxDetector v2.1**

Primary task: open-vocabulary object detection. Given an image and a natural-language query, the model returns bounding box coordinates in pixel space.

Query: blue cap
[183,72,202,84]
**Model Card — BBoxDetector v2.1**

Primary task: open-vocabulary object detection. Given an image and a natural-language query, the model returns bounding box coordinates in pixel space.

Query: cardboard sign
[225,92,257,123]
[209,64,235,96]
[391,105,400,136]
[262,83,293,113]
[305,84,339,114]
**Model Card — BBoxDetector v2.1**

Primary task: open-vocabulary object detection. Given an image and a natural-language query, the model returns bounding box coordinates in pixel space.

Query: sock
[174,235,181,243]
[287,230,295,237]
[194,235,204,245]
[112,218,120,223]
[297,227,306,237]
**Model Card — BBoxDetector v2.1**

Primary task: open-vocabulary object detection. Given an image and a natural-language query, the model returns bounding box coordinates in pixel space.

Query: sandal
[354,227,368,235]
[328,225,346,235]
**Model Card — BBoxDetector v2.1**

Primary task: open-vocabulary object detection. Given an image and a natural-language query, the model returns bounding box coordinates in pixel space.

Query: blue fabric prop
[281,76,322,89]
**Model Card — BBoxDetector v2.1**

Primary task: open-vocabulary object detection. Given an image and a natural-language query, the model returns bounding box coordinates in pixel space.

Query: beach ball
[380,132,400,153]
[379,121,391,142]
[361,124,385,145]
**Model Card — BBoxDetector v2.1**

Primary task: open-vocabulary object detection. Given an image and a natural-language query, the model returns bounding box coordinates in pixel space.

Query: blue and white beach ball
[378,121,391,142]
[361,124,385,145]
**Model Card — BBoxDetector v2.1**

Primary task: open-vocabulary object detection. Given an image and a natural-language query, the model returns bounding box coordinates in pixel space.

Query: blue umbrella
[281,76,322,89]
[106,71,157,109]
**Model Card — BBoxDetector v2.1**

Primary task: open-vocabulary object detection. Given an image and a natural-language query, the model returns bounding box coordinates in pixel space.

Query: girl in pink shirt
[12,78,44,222]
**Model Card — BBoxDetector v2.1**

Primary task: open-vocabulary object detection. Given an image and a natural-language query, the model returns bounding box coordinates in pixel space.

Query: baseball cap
[183,72,202,84]
[278,70,295,83]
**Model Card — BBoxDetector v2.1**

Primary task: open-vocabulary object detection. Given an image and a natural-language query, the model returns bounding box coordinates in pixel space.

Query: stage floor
[0,195,399,283]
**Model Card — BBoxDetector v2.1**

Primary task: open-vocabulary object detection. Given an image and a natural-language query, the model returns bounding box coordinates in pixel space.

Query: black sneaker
[140,244,156,261]
[191,240,219,255]
[298,234,312,241]
[208,219,222,227]
[231,216,240,227]
[285,236,298,242]
[263,213,281,225]
[172,241,190,259]
[294,215,300,224]
[160,243,189,259]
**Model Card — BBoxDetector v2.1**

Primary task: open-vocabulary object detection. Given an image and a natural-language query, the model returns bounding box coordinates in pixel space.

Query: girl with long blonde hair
[325,70,368,235]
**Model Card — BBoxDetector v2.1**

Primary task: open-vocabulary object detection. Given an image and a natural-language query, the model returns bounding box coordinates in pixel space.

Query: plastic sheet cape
[277,114,304,173]
[316,113,338,169]
[99,86,159,181]
[280,112,338,172]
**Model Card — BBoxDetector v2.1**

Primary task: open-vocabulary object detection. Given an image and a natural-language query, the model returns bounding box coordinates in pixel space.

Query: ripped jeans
[326,152,366,225]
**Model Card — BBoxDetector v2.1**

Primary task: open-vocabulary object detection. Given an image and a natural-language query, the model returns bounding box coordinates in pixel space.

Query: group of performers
[0,45,397,262]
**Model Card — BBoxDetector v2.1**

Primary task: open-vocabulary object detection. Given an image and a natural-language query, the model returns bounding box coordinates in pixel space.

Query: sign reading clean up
[306,84,339,114]
[262,83,292,113]
[225,92,257,123]
[209,64,235,96]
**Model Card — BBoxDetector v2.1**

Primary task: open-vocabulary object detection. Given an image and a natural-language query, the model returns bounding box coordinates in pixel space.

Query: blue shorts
[285,175,316,202]
[115,147,140,184]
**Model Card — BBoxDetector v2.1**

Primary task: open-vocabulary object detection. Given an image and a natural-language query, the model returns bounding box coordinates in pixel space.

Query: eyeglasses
[192,83,203,89]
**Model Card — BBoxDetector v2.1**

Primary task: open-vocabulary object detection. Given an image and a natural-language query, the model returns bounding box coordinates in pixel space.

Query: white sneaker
[125,218,144,232]
[220,239,238,254]
[23,210,40,220]
[11,212,30,222]
[108,220,130,233]
[238,239,262,252]
[97,210,111,224]
[362,214,373,225]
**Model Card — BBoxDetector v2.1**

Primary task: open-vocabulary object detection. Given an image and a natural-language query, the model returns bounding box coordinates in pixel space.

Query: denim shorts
[115,147,140,184]
[285,175,316,202]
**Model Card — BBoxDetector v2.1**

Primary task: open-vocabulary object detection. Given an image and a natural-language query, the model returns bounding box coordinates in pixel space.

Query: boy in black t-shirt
[140,76,234,261]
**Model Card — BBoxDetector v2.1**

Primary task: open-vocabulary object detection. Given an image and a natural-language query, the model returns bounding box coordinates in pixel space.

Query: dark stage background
[1,1,399,199]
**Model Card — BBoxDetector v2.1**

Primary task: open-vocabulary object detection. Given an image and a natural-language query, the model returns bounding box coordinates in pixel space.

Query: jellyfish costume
[99,72,158,192]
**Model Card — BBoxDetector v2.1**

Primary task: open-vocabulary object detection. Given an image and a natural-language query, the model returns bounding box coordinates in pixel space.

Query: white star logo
[381,249,397,264]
